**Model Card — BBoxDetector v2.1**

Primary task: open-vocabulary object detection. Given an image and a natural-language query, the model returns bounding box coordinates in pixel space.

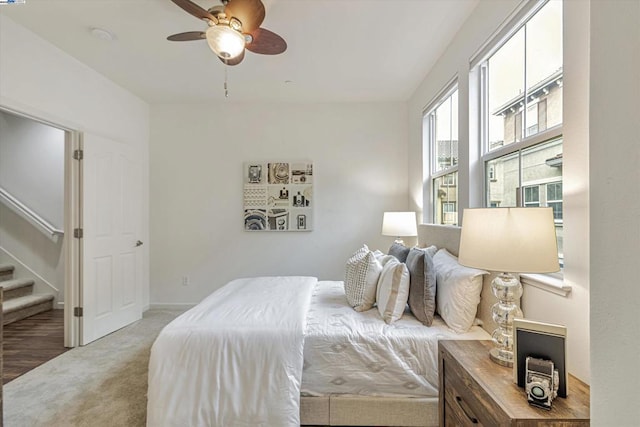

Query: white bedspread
[147,276,317,427]
[301,281,491,397]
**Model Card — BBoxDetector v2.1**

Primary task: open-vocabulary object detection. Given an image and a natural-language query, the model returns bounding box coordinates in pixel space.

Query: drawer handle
[455,395,479,424]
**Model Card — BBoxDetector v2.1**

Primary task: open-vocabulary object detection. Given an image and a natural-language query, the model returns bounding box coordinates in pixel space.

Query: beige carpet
[4,309,184,427]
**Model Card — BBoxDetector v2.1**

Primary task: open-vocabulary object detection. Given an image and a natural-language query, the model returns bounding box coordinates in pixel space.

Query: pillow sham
[433,248,487,333]
[376,255,410,324]
[424,245,438,258]
[406,247,437,326]
[344,245,383,312]
[388,242,410,263]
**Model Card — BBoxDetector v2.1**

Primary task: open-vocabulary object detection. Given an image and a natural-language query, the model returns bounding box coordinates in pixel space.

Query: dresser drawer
[441,346,510,426]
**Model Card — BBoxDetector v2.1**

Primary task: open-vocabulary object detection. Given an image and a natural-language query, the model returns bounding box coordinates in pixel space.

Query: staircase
[0,264,54,325]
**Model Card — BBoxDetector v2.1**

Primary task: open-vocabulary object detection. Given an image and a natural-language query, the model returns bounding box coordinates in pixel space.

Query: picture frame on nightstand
[513,318,568,398]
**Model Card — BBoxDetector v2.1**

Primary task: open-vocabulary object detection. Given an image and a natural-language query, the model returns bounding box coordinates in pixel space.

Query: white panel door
[81,133,142,345]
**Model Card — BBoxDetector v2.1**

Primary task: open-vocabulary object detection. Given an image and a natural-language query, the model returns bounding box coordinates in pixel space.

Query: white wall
[407,0,591,384]
[0,110,66,301]
[0,110,65,228]
[0,15,151,308]
[589,1,640,423]
[150,102,409,304]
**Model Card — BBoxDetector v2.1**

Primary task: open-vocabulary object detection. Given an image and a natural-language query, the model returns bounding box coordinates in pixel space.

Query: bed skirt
[300,395,438,427]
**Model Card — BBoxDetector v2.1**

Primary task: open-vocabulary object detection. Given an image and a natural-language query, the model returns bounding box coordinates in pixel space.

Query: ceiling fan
[167,0,287,66]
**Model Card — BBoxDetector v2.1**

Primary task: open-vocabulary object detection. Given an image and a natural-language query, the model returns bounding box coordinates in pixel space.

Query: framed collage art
[243,161,313,231]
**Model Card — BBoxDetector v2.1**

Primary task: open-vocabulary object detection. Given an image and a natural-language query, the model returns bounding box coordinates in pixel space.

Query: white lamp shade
[381,212,417,237]
[206,25,245,59]
[458,207,559,273]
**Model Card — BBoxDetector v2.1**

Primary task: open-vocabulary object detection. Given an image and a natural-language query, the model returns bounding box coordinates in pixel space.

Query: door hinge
[74,307,83,317]
[74,228,83,238]
[73,149,84,160]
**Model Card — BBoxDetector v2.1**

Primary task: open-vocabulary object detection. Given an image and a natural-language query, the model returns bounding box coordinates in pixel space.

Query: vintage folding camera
[525,356,559,410]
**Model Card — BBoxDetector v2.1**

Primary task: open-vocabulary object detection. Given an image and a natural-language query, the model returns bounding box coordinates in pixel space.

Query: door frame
[64,129,82,347]
[0,102,144,348]
[0,103,81,348]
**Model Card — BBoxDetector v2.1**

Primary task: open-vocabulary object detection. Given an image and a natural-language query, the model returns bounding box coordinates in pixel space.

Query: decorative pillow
[433,248,487,333]
[376,255,410,324]
[406,247,437,326]
[344,245,383,312]
[424,245,438,258]
[388,242,410,263]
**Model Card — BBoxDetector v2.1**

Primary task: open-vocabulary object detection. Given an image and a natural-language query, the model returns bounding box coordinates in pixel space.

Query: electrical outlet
[181,276,189,286]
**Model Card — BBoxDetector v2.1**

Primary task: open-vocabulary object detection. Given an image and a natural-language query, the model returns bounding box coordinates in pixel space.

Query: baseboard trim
[147,303,195,310]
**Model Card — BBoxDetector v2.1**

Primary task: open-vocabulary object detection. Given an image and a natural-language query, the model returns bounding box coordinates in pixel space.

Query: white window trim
[422,77,459,224]
[473,0,566,287]
[469,0,549,69]
[521,273,572,297]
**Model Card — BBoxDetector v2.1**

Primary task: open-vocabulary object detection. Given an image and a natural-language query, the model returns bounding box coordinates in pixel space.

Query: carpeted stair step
[3,293,54,326]
[0,263,14,282]
[1,278,35,301]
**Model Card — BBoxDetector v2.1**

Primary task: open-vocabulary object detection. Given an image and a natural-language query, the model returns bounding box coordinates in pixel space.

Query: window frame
[477,0,563,207]
[474,0,564,276]
[422,79,459,225]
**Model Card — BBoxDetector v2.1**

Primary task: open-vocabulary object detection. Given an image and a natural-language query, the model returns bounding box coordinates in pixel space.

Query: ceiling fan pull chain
[224,65,229,98]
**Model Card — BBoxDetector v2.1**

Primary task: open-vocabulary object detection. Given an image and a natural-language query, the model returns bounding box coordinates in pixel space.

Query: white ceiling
[1,0,479,104]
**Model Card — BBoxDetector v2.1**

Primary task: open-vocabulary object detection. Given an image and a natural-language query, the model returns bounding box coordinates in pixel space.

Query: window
[424,85,458,225]
[442,173,457,187]
[524,186,540,207]
[547,181,563,220]
[442,202,457,225]
[483,1,563,151]
[478,0,563,263]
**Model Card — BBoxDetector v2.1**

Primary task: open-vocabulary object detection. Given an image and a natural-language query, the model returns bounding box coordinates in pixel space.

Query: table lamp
[458,207,559,367]
[381,212,417,246]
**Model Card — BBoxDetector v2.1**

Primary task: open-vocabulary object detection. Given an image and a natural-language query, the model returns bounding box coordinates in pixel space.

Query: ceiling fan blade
[218,49,245,66]
[167,31,206,41]
[246,28,287,55]
[224,0,265,33]
[170,0,218,23]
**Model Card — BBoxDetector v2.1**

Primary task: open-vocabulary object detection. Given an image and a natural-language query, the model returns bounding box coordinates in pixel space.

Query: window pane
[524,186,539,206]
[485,1,563,150]
[522,138,563,263]
[486,152,519,207]
[488,28,524,150]
[521,138,563,185]
[433,172,458,225]
[526,1,563,90]
[525,0,563,137]
[486,138,563,209]
[433,90,458,171]
[547,182,563,220]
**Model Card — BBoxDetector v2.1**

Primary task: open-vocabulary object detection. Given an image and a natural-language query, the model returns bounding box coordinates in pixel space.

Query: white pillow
[376,255,410,324]
[344,245,383,312]
[433,248,487,333]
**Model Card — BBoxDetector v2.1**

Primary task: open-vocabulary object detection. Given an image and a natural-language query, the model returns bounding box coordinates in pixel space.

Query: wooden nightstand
[438,340,589,426]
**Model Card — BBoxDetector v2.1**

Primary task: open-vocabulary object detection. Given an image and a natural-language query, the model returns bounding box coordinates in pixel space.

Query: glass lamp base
[489,347,514,367]
[489,272,522,368]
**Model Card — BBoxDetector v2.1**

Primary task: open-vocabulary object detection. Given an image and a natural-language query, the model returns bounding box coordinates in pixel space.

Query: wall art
[243,161,313,231]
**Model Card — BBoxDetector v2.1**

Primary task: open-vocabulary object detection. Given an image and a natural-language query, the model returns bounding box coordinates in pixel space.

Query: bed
[147,224,503,427]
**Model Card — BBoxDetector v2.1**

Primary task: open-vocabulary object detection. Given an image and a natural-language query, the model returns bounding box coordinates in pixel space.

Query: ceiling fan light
[206,25,245,59]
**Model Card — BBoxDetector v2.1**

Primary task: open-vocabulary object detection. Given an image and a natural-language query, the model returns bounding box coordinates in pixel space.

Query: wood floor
[3,309,68,385]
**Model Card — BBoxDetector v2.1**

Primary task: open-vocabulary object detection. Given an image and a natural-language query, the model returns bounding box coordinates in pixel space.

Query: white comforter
[147,276,317,427]
[301,281,491,397]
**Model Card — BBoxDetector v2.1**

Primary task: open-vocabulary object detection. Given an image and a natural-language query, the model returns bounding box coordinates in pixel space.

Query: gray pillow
[406,247,437,326]
[388,242,410,263]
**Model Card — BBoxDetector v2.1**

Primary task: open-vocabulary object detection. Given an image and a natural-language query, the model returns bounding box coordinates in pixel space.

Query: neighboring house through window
[423,84,459,225]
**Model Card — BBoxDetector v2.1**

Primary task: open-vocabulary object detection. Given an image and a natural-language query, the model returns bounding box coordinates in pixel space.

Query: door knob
[135,240,143,247]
